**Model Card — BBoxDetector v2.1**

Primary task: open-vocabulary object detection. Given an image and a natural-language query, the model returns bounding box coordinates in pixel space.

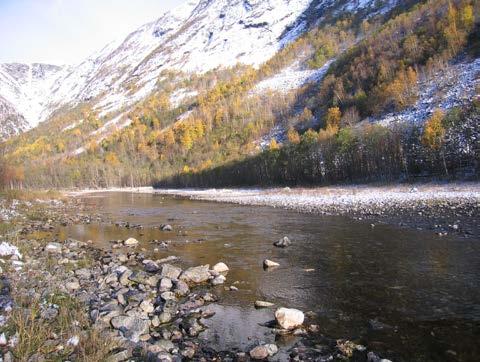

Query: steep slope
[0,0,404,138]
[0,63,63,137]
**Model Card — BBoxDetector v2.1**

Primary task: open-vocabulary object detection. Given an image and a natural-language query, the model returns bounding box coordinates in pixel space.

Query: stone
[263,259,280,268]
[67,335,79,346]
[250,344,278,359]
[180,265,211,284]
[275,308,304,330]
[159,277,173,292]
[273,236,291,248]
[124,237,139,246]
[45,242,62,254]
[119,269,133,286]
[160,264,182,280]
[173,280,189,297]
[158,312,173,324]
[66,280,81,291]
[211,275,226,285]
[143,260,160,273]
[105,349,131,362]
[212,262,229,274]
[75,268,91,280]
[160,224,173,231]
[111,315,150,342]
[254,300,275,308]
[140,300,154,314]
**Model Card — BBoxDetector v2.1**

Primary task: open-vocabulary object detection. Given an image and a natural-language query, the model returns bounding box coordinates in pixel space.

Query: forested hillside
[1,0,479,189]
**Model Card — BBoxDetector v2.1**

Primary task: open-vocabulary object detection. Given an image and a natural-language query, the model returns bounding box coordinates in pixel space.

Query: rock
[159,277,173,292]
[157,256,179,264]
[160,264,182,280]
[143,260,160,273]
[161,224,173,231]
[211,275,226,285]
[152,339,175,352]
[181,317,205,337]
[45,242,62,253]
[275,308,304,330]
[105,349,131,362]
[67,335,79,346]
[124,237,139,246]
[273,236,291,248]
[180,265,211,284]
[119,269,133,286]
[157,312,173,324]
[111,315,150,342]
[140,300,154,314]
[0,332,6,346]
[66,280,81,291]
[75,268,91,280]
[212,262,229,274]
[173,280,189,296]
[250,344,278,359]
[254,300,275,308]
[263,259,280,268]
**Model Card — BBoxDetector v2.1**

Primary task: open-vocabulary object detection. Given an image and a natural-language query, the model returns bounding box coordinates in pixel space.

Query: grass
[6,292,119,361]
[0,189,64,202]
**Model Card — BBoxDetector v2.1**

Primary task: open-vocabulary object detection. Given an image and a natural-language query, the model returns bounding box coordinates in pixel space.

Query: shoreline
[66,182,480,238]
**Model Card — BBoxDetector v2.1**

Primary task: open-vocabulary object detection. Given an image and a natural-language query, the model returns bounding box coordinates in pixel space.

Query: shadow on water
[56,192,480,361]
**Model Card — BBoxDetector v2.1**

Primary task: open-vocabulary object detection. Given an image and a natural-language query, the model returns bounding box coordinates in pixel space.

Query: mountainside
[1,0,479,189]
[0,63,63,136]
[0,0,404,139]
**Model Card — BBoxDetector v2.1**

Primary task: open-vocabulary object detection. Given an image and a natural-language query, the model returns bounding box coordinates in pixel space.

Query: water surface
[58,192,480,361]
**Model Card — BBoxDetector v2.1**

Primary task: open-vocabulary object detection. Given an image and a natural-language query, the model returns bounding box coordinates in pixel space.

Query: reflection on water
[56,192,480,361]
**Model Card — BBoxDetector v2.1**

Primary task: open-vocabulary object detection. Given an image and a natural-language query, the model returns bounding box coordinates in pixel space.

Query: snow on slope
[0,63,63,129]
[375,57,480,126]
[254,59,334,93]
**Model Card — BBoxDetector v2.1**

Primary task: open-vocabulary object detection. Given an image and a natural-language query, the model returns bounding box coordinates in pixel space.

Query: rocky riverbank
[150,183,480,239]
[0,195,391,361]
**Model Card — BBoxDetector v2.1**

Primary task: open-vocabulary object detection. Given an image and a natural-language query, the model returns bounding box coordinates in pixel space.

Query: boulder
[111,315,150,342]
[124,238,139,246]
[180,265,211,284]
[263,259,280,268]
[211,275,226,285]
[45,242,62,254]
[212,262,229,274]
[273,236,291,248]
[250,344,278,360]
[160,264,182,280]
[275,308,304,330]
[254,300,275,308]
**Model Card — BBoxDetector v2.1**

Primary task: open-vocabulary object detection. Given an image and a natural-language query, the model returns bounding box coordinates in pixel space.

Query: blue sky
[0,0,184,65]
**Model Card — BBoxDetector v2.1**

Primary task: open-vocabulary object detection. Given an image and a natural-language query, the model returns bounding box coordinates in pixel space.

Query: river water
[57,192,480,361]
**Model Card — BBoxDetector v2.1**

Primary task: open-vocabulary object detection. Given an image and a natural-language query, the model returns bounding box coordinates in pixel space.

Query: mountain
[1,0,478,189]
[0,0,403,139]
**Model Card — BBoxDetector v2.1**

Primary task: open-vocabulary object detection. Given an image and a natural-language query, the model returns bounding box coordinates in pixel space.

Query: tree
[422,109,445,150]
[325,106,342,131]
[422,109,448,175]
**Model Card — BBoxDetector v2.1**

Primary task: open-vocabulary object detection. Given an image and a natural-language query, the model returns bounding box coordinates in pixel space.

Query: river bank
[67,182,480,238]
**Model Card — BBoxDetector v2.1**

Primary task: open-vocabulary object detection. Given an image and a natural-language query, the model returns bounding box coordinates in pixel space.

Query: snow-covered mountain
[1,0,401,140]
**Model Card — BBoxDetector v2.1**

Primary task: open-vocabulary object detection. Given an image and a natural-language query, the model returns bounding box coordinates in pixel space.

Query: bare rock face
[275,307,304,330]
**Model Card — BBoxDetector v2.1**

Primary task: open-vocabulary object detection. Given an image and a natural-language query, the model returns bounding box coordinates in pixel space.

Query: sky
[0,0,184,65]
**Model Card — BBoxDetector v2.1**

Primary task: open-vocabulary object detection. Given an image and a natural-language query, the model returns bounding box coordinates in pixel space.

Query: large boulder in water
[273,236,291,248]
[275,307,304,330]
